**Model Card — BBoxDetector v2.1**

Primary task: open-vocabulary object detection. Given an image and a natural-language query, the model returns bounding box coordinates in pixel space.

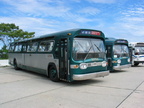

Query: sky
[0,0,144,47]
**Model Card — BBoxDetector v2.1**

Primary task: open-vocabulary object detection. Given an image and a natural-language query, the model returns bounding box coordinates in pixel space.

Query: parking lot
[0,63,144,108]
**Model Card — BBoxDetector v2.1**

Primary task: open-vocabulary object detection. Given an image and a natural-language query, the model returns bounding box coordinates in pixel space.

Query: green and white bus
[8,29,109,82]
[105,38,131,71]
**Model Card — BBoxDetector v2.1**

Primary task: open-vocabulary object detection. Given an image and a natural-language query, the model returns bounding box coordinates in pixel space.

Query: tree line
[0,23,35,59]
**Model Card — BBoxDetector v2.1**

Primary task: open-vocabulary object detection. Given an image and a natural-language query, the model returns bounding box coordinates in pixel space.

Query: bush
[0,45,8,59]
[0,53,8,59]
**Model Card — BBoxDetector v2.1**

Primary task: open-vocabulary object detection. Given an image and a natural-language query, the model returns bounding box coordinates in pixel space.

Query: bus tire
[49,65,59,82]
[13,59,19,70]
[134,63,139,66]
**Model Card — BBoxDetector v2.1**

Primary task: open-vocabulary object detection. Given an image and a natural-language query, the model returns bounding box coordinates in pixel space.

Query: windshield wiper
[122,48,128,54]
[94,44,101,52]
[84,45,93,61]
[121,48,129,57]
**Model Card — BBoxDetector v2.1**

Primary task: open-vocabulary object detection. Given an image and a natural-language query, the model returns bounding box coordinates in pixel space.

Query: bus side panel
[9,53,23,67]
[24,53,59,75]
[8,53,15,65]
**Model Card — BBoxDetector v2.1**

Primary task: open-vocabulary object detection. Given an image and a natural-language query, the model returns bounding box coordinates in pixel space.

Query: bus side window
[9,45,15,52]
[22,44,27,52]
[27,43,32,52]
[14,44,22,52]
[27,42,38,52]
[49,41,54,51]
[38,41,54,52]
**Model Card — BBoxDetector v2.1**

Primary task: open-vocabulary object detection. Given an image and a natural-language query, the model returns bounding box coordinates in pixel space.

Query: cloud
[122,7,144,17]
[78,7,100,15]
[0,16,83,37]
[0,0,98,37]
[120,6,144,38]
[75,17,93,23]
[87,0,116,4]
[104,17,144,42]
[1,0,97,24]
[1,0,71,17]
[0,16,59,35]
[101,3,144,42]
[1,0,144,43]
[71,0,81,2]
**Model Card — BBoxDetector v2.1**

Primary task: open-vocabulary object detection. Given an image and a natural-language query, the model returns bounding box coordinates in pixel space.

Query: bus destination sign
[116,40,128,43]
[80,30,101,36]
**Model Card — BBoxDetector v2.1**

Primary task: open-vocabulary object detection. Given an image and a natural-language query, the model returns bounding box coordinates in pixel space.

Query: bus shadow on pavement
[110,70,128,73]
[131,65,144,67]
[67,79,105,86]
[9,67,49,79]
[9,67,106,86]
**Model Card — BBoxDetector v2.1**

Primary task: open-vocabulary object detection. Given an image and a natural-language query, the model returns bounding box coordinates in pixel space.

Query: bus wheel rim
[51,69,57,78]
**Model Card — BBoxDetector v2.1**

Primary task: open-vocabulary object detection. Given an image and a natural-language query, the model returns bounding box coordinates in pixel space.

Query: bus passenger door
[58,38,69,81]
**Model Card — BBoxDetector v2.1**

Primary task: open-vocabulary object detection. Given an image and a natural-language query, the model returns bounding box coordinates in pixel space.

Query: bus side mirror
[54,47,59,58]
[105,50,107,54]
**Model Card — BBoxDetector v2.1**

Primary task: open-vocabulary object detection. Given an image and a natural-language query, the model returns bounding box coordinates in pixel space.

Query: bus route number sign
[80,30,101,36]
[116,40,128,43]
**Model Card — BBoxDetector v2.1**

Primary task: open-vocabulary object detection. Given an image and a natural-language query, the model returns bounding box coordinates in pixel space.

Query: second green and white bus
[8,29,109,82]
[105,38,131,71]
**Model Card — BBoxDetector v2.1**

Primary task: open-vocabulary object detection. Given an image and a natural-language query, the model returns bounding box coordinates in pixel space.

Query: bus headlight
[80,63,87,69]
[127,58,130,62]
[117,59,121,64]
[102,61,107,67]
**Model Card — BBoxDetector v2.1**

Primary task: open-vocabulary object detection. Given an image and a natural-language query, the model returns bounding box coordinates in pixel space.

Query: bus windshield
[72,38,105,61]
[135,46,144,54]
[113,45,129,58]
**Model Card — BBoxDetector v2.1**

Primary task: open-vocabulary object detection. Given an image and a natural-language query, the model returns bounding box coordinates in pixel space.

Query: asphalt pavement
[0,60,144,108]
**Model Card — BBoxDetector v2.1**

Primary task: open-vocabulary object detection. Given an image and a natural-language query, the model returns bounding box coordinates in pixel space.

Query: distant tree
[0,45,8,59]
[0,23,35,47]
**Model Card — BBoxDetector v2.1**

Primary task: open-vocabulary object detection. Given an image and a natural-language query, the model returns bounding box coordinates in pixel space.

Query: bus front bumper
[113,64,131,70]
[73,71,109,81]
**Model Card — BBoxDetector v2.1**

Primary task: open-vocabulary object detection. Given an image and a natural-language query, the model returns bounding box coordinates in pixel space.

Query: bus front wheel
[134,63,139,66]
[49,66,59,82]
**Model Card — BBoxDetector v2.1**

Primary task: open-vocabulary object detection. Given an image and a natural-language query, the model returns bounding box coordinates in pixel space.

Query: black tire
[134,63,139,66]
[13,60,19,70]
[49,66,59,82]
